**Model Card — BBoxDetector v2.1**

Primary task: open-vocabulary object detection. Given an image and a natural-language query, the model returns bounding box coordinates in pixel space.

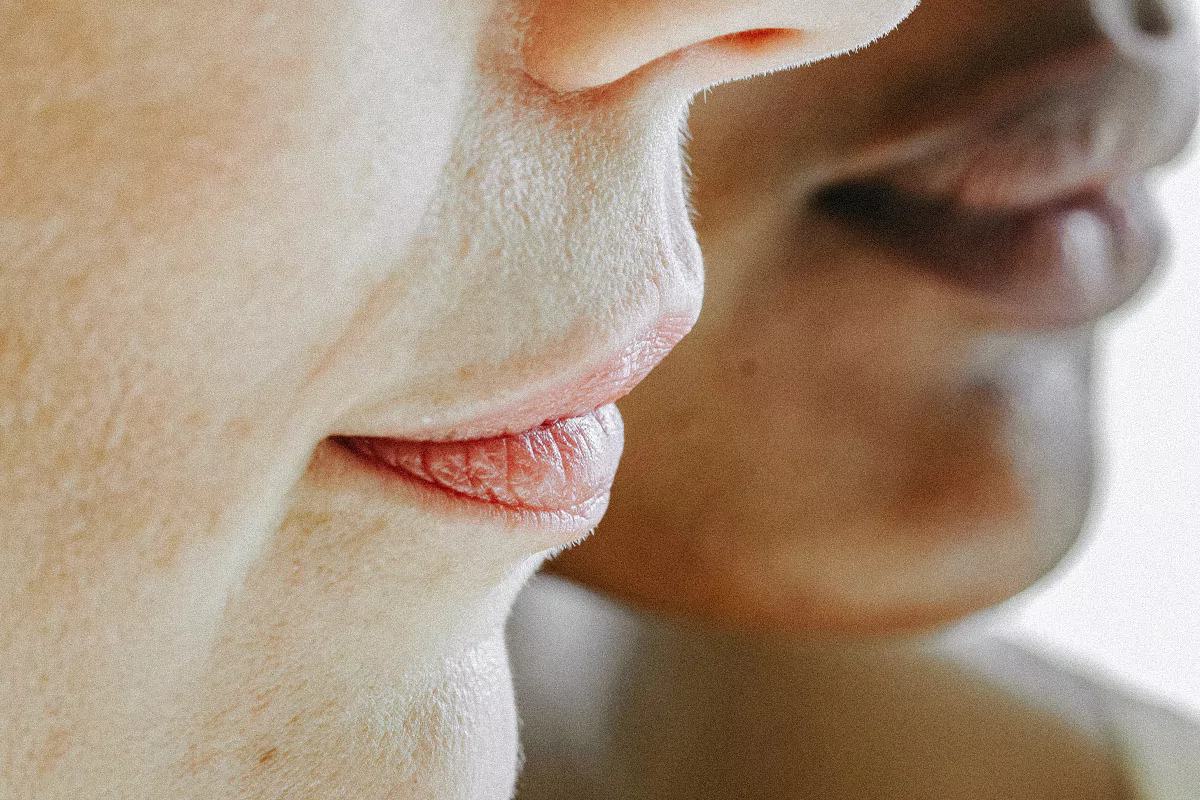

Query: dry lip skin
[337,405,622,522]
[334,316,692,529]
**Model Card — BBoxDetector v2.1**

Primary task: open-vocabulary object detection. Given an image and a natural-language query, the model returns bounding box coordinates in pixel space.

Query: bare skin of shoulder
[510,579,1132,800]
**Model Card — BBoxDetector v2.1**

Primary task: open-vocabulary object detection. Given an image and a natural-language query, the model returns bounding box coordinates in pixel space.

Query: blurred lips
[809,44,1183,329]
[812,178,1159,328]
[334,315,693,529]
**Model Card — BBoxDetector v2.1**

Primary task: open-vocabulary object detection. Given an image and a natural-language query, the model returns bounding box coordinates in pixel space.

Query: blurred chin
[549,330,1097,635]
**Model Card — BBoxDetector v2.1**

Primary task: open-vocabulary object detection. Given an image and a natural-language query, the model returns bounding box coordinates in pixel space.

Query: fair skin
[0,1,920,797]
[515,0,1197,795]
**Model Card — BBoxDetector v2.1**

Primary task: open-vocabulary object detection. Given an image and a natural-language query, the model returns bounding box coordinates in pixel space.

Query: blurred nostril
[1131,0,1174,37]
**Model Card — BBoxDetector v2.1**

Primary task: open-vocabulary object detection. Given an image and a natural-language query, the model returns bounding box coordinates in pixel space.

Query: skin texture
[511,0,1196,795]
[549,0,1200,632]
[0,1,920,797]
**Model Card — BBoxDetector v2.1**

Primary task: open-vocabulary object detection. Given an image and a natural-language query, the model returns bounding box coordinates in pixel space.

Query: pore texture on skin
[0,0,926,796]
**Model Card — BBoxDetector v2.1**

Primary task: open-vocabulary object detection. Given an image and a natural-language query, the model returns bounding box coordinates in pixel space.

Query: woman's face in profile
[552,0,1200,632]
[1,0,935,795]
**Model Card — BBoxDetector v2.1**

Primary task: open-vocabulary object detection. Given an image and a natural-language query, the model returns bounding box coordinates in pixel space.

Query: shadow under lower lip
[809,180,1158,328]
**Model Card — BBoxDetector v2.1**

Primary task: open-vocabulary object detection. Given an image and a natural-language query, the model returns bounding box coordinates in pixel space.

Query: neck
[510,575,1132,800]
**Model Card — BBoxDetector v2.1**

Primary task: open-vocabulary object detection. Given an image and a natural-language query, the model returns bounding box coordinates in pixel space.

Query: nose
[1088,0,1199,163]
[1094,0,1181,40]
[520,0,921,93]
[1087,0,1198,64]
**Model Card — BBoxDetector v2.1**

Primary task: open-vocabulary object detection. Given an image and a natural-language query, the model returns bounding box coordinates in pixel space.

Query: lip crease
[333,314,693,528]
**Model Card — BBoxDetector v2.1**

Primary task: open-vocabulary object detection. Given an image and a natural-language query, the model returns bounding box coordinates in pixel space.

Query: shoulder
[1098,677,1200,800]
[935,628,1200,800]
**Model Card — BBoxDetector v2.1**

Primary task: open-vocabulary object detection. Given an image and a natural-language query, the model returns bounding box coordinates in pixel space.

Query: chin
[698,496,1092,636]
[554,482,1092,637]
[550,327,1098,636]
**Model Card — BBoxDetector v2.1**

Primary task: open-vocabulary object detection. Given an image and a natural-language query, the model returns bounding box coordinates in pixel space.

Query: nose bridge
[519,0,919,94]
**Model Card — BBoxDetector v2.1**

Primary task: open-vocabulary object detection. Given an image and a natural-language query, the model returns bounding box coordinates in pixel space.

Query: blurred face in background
[551,0,1200,633]
[0,1,921,796]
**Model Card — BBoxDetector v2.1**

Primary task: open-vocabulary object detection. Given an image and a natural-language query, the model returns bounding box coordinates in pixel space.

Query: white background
[1004,27,1200,716]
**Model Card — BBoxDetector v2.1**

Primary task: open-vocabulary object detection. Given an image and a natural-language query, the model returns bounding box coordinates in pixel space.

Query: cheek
[0,0,474,450]
[0,0,478,677]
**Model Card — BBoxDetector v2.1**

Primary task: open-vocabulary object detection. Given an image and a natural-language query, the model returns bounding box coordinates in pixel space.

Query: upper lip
[339,312,697,443]
[444,312,697,440]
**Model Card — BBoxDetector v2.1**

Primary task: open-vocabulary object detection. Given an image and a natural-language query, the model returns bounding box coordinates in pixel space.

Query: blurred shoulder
[936,627,1200,800]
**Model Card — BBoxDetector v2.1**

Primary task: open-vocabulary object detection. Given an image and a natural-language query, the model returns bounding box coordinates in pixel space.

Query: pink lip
[333,314,692,528]
[337,404,623,523]
[448,314,695,440]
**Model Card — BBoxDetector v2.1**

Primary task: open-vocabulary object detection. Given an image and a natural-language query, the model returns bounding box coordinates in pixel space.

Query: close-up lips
[809,40,1195,329]
[332,315,694,532]
[337,405,624,525]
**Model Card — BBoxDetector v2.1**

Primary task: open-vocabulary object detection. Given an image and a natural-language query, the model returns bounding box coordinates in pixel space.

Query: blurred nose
[1089,0,1197,63]
[1095,0,1181,39]
[1090,0,1199,160]
[520,0,921,93]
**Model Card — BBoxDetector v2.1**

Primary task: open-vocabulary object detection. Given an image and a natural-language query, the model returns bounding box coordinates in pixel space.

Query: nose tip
[1131,0,1175,37]
[1091,0,1199,133]
[1093,0,1194,47]
[519,0,919,94]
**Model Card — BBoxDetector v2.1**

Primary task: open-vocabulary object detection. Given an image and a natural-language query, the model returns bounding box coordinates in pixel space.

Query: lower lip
[811,180,1161,328]
[333,404,625,532]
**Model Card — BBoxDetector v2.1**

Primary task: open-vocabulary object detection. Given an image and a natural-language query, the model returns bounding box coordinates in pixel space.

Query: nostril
[710,28,805,55]
[1131,0,1174,37]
